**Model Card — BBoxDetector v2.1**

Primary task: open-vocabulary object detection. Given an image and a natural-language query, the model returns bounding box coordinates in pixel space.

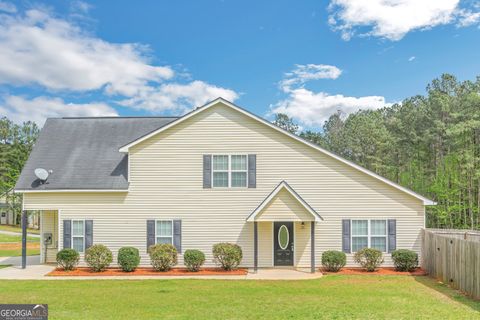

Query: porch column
[254,221,258,273]
[310,221,315,273]
[21,210,27,269]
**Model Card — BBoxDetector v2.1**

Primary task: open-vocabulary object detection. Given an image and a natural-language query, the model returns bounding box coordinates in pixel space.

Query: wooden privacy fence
[422,229,480,300]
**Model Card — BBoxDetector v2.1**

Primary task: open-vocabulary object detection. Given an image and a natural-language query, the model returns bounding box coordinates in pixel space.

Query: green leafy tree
[273,113,299,134]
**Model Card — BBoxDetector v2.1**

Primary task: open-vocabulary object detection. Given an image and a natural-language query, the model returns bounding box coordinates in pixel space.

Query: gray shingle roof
[15,117,177,191]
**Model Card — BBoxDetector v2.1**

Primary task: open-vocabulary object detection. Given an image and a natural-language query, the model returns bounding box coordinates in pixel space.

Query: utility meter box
[43,233,52,245]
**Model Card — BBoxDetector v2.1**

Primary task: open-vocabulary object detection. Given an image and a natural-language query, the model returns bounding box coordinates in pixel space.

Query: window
[370,220,387,252]
[351,219,387,252]
[231,155,247,187]
[72,220,85,253]
[212,155,247,188]
[212,155,229,187]
[156,220,173,244]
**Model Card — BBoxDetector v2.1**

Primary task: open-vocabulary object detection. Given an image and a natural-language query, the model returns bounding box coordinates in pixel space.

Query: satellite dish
[34,168,49,182]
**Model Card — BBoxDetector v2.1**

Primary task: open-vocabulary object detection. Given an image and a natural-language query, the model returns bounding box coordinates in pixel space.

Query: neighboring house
[0,188,15,225]
[0,188,39,227]
[15,98,435,270]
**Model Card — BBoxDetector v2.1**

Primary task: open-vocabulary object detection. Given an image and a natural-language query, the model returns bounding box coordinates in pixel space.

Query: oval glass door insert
[278,225,289,250]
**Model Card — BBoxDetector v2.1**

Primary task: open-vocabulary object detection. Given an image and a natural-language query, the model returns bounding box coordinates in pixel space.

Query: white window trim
[71,219,85,253]
[211,154,248,188]
[351,219,388,253]
[155,219,174,245]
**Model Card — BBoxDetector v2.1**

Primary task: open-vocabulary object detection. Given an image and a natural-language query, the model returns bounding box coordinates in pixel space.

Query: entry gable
[247,181,323,222]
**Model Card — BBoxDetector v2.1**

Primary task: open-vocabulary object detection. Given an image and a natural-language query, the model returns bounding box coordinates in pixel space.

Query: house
[15,98,435,271]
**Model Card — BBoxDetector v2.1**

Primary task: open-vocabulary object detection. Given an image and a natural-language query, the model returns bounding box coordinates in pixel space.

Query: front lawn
[0,233,40,257]
[0,276,478,319]
[0,234,38,242]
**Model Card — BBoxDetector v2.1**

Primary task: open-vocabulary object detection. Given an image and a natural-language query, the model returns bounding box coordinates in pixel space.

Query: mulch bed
[322,267,427,276]
[47,267,248,277]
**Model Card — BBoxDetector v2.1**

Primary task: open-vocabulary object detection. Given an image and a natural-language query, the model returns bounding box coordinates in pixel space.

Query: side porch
[20,209,58,268]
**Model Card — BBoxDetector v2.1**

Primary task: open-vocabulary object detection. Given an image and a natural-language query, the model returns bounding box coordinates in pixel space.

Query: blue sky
[0,0,479,128]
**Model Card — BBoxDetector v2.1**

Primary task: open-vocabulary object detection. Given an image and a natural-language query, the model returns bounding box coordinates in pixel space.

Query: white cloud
[0,95,117,125]
[0,7,239,120]
[408,56,416,62]
[280,64,342,91]
[272,88,389,127]
[0,1,16,13]
[0,9,174,95]
[272,64,390,127]
[328,0,479,41]
[457,9,480,27]
[119,80,239,113]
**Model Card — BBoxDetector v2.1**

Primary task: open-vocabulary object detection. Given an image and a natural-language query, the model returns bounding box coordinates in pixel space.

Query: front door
[274,222,294,266]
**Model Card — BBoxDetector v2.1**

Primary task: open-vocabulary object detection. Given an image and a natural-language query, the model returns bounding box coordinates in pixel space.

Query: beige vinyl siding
[257,222,273,267]
[255,188,314,222]
[295,222,311,267]
[24,102,425,267]
[40,210,58,263]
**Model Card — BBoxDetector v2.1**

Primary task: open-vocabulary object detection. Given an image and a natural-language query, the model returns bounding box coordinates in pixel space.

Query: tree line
[0,117,39,223]
[274,74,480,230]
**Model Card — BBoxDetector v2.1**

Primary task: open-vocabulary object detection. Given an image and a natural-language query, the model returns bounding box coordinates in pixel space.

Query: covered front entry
[274,222,294,266]
[247,181,323,273]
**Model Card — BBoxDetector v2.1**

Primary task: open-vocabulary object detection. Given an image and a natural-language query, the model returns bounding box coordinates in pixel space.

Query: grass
[0,234,38,242]
[0,246,40,257]
[0,231,40,257]
[0,264,11,269]
[0,276,478,319]
[0,225,40,234]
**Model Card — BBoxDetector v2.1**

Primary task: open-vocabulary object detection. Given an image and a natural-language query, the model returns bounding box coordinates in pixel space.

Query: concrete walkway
[0,259,323,280]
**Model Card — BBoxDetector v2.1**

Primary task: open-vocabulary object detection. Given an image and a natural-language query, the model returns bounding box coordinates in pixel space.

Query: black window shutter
[85,220,93,250]
[147,220,155,251]
[203,155,212,188]
[63,220,72,249]
[388,219,396,253]
[248,154,256,188]
[342,219,351,253]
[173,220,182,253]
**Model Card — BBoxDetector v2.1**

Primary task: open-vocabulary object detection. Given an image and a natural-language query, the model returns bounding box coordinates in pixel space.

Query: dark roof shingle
[15,117,177,191]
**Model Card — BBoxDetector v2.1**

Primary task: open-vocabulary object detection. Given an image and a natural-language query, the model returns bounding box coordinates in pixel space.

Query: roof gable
[247,181,323,222]
[119,97,435,205]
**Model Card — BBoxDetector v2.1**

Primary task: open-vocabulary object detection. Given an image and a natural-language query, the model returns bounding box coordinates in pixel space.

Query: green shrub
[184,249,206,272]
[117,247,140,272]
[148,244,177,271]
[392,249,418,272]
[85,244,113,272]
[56,248,79,271]
[354,248,384,272]
[321,250,346,272]
[212,243,242,271]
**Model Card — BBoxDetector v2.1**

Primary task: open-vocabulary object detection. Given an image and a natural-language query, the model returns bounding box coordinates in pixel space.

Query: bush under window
[353,248,384,272]
[184,249,205,272]
[85,244,113,272]
[321,250,346,272]
[392,249,418,272]
[117,247,141,272]
[148,243,177,271]
[212,243,242,271]
[56,248,79,271]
